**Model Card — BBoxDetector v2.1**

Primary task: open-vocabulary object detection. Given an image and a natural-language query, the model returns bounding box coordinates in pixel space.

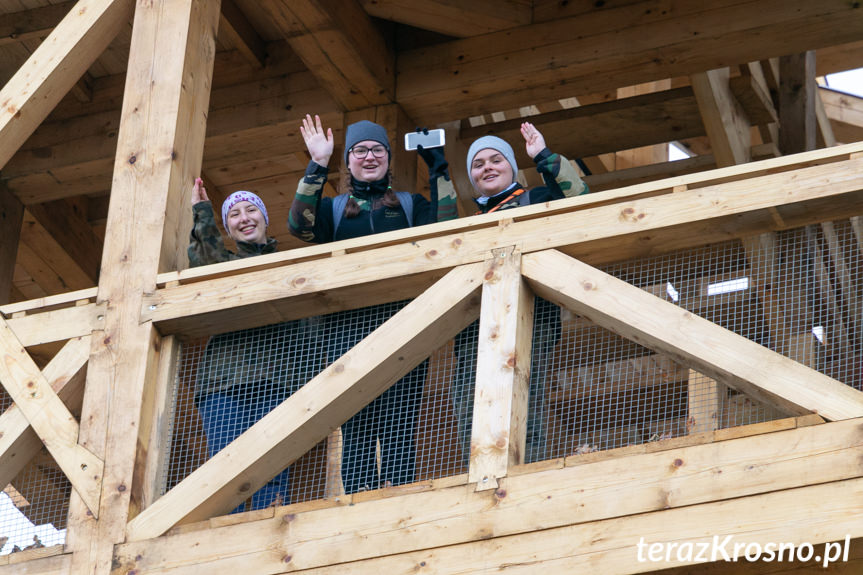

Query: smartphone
[404,129,445,151]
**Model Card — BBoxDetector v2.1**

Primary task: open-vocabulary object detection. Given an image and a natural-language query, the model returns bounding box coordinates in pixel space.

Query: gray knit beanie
[466,136,519,190]
[344,120,390,164]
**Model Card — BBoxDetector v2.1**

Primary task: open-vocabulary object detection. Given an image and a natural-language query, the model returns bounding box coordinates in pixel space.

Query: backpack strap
[332,191,415,236]
[395,191,414,227]
[332,193,350,237]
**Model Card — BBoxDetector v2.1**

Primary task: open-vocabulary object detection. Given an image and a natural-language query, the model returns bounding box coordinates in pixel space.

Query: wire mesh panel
[0,376,69,554]
[158,217,862,513]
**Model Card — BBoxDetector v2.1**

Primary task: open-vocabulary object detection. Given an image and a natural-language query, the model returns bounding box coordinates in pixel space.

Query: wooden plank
[0,318,103,514]
[0,335,90,491]
[0,0,134,171]
[112,417,863,574]
[521,249,863,420]
[4,290,104,349]
[0,552,70,574]
[219,0,266,69]
[0,183,24,305]
[19,210,94,292]
[66,1,222,573]
[125,261,483,541]
[0,2,75,48]
[279,0,394,110]
[396,0,863,124]
[0,287,98,316]
[360,0,530,38]
[26,199,103,284]
[470,247,531,489]
[460,86,704,167]
[134,334,180,514]
[691,68,751,167]
[143,151,863,337]
[779,51,817,154]
[821,88,863,145]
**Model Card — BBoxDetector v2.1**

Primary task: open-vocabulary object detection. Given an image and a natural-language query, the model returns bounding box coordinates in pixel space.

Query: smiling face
[347,139,389,182]
[225,200,267,245]
[470,148,515,197]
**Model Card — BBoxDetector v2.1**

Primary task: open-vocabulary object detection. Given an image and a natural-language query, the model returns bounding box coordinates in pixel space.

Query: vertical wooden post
[779,51,817,155]
[0,184,23,305]
[469,247,533,490]
[66,1,220,573]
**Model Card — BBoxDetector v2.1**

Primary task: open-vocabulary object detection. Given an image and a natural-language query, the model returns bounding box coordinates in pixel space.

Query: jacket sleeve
[187,201,238,267]
[534,148,589,198]
[288,161,335,243]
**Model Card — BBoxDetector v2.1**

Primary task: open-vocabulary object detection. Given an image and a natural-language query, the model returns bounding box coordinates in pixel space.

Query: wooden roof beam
[691,67,752,167]
[0,0,134,171]
[459,86,705,166]
[361,0,531,38]
[0,1,76,47]
[219,0,267,69]
[277,0,395,110]
[396,0,863,125]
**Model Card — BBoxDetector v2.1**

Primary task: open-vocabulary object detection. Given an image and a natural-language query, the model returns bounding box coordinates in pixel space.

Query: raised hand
[520,121,547,159]
[300,113,334,167]
[191,177,209,205]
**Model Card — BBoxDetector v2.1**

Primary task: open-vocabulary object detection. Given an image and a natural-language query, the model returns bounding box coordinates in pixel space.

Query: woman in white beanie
[187,178,321,512]
[452,122,589,466]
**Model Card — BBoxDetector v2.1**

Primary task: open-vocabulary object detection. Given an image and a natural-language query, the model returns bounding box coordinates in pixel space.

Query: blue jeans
[198,390,291,512]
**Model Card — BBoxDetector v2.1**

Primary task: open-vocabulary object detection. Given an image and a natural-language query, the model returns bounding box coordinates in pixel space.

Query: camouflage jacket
[473,148,588,214]
[288,158,458,244]
[187,201,277,268]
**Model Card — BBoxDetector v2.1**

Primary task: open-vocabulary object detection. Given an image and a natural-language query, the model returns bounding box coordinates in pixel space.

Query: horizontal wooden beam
[397,0,863,124]
[522,249,863,421]
[140,146,863,338]
[125,262,483,540]
[460,86,705,165]
[360,0,530,38]
[113,416,863,573]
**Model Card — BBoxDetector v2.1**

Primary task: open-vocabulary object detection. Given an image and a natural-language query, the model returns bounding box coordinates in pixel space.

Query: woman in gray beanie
[288,113,458,494]
[452,122,590,466]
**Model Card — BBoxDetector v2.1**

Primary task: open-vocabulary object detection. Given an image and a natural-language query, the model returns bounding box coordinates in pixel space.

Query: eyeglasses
[349,145,387,159]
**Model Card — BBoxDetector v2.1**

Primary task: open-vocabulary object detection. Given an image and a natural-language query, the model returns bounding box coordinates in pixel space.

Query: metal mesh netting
[2,218,861,543]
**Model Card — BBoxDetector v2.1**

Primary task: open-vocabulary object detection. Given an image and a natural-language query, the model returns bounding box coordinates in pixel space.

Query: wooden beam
[278,0,395,110]
[691,68,751,167]
[66,1,222,573]
[0,318,103,514]
[821,87,863,145]
[0,0,134,171]
[5,301,105,347]
[521,249,863,420]
[0,1,75,47]
[0,335,90,491]
[113,417,863,574]
[360,0,531,38]
[125,261,483,540]
[219,0,266,69]
[0,183,23,304]
[396,0,863,124]
[460,86,704,167]
[142,146,863,337]
[27,199,102,284]
[470,247,532,489]
[779,51,818,154]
